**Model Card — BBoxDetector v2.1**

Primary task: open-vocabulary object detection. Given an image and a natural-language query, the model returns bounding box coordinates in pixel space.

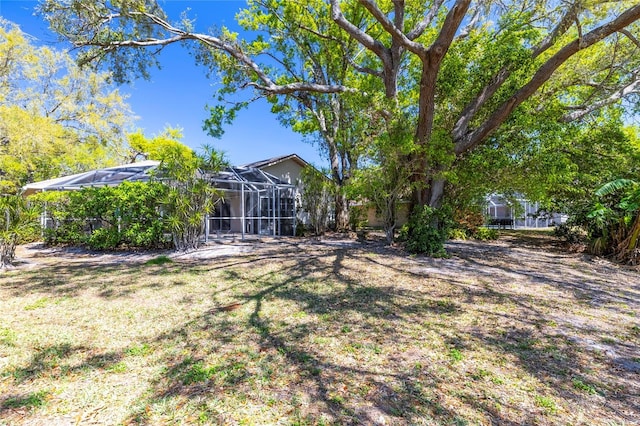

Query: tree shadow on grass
[121,243,599,424]
[5,238,638,424]
[399,239,640,423]
[2,343,126,385]
[444,239,640,312]
[1,263,148,298]
[462,325,640,423]
[0,390,50,412]
[0,343,132,422]
[119,247,474,425]
[2,241,320,301]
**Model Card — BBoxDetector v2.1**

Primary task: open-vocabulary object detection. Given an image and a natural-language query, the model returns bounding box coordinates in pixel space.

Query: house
[206,154,311,238]
[485,194,567,228]
[204,165,297,238]
[23,154,312,239]
[240,154,312,230]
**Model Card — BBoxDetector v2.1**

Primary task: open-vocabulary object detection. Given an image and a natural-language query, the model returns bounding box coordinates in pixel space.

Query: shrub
[587,179,640,264]
[452,207,485,234]
[42,182,171,250]
[300,166,334,237]
[400,205,452,256]
[348,205,368,231]
[472,227,498,241]
[87,227,120,250]
[559,179,640,264]
[121,221,169,249]
[294,224,306,237]
[44,220,84,246]
[553,223,587,244]
[447,228,469,240]
[0,196,39,267]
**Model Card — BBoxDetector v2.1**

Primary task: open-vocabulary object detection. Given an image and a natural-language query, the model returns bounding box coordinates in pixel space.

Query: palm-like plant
[589,179,640,264]
[158,145,227,251]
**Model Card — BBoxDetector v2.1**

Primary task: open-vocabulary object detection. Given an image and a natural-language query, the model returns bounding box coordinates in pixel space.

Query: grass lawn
[0,234,638,425]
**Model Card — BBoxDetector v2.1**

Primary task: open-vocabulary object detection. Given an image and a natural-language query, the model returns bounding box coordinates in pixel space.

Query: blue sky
[0,0,326,167]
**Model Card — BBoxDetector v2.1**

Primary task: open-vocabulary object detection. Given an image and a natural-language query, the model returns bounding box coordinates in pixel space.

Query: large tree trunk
[334,191,350,231]
[327,135,353,231]
[427,178,445,208]
[410,176,446,211]
[384,196,397,245]
[409,61,443,212]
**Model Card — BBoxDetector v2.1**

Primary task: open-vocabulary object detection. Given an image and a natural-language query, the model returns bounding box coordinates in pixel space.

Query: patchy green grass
[0,237,638,425]
[24,297,49,311]
[0,327,17,346]
[1,390,50,410]
[448,348,464,363]
[572,377,599,395]
[534,395,558,415]
[144,255,173,266]
[125,343,153,357]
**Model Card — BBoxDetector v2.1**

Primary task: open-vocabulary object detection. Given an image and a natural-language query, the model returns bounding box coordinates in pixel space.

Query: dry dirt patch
[0,233,638,425]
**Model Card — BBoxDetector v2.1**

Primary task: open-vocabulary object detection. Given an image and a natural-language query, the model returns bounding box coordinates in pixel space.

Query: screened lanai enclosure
[23,161,299,239]
[485,194,567,229]
[205,167,297,239]
[21,160,160,196]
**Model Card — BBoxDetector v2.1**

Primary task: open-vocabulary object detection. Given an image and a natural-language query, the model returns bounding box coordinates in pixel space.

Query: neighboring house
[486,194,567,229]
[364,194,567,230]
[364,201,410,229]
[23,154,313,238]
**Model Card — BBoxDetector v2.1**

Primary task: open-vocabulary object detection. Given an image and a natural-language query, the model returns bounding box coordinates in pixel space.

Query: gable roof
[241,154,309,170]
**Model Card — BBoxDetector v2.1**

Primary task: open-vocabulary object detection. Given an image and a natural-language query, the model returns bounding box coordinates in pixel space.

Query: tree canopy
[0,19,132,193]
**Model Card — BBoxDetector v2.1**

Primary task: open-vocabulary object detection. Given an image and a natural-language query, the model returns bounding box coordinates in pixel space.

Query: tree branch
[456,4,481,40]
[329,0,387,58]
[620,28,640,49]
[428,0,471,62]
[345,51,384,77]
[241,80,353,95]
[452,2,580,141]
[407,0,445,40]
[455,4,640,155]
[289,5,383,77]
[561,76,640,122]
[531,3,579,57]
[73,10,354,96]
[358,0,427,55]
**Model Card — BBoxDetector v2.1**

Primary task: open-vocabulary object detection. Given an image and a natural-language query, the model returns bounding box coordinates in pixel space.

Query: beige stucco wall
[259,159,305,188]
[365,202,410,228]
